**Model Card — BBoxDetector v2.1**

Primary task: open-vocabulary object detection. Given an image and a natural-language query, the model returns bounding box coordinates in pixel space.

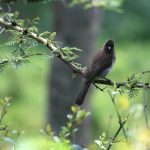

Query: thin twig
[107,119,127,150]
[142,71,150,74]
[93,82,105,91]
[0,27,5,34]
[0,53,43,69]
[142,73,149,129]
[94,79,150,89]
[108,90,127,140]
[0,98,11,125]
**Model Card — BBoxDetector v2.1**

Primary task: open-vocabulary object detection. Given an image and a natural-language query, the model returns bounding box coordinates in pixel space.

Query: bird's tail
[76,81,91,105]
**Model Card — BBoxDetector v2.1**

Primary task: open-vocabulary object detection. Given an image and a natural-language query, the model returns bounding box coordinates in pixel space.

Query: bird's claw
[104,78,112,83]
[93,83,104,91]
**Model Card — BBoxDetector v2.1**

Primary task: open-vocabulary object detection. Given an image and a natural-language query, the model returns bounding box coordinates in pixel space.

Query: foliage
[60,106,90,140]
[93,133,108,150]
[0,8,86,73]
[125,74,141,99]
[0,0,124,11]
[0,99,90,150]
[114,73,141,99]
[44,106,90,150]
[115,73,149,100]
[0,97,127,150]
[0,97,23,149]
[69,0,124,11]
[0,0,125,73]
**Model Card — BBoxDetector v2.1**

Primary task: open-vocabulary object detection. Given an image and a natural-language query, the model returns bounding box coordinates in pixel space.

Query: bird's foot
[104,78,112,83]
[93,83,105,91]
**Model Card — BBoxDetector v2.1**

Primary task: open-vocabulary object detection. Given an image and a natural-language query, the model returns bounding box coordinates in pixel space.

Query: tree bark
[47,1,101,145]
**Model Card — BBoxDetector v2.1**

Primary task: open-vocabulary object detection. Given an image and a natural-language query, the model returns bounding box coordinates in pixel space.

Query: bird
[76,39,116,105]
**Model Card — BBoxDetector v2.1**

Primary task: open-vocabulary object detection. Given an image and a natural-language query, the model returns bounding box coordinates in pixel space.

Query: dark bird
[76,39,116,105]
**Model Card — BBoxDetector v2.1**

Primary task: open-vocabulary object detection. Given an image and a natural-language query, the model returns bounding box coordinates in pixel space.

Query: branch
[0,97,12,125]
[142,73,149,129]
[0,17,150,89]
[0,53,43,66]
[0,17,84,77]
[108,90,127,140]
[0,27,5,34]
[107,118,127,150]
[94,79,150,89]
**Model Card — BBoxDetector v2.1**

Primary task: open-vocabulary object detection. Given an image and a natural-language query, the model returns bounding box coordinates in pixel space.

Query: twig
[108,90,127,140]
[0,27,5,34]
[94,79,150,89]
[107,119,127,150]
[93,82,105,91]
[0,53,43,66]
[142,71,150,74]
[0,98,11,125]
[0,17,84,77]
[142,73,149,129]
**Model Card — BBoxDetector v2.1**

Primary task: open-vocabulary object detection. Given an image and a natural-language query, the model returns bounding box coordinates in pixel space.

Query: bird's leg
[93,82,106,91]
[103,77,112,83]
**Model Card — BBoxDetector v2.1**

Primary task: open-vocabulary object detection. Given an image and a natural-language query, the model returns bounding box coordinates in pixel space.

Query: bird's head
[104,39,115,53]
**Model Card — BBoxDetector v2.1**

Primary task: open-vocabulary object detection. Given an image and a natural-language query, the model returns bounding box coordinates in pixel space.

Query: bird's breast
[99,56,115,78]
[98,65,112,78]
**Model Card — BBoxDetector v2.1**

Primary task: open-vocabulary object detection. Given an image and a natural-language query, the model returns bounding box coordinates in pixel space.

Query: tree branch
[142,73,149,129]
[0,17,84,77]
[94,79,150,89]
[0,17,150,89]
[108,90,127,141]
[0,53,43,66]
[107,118,127,150]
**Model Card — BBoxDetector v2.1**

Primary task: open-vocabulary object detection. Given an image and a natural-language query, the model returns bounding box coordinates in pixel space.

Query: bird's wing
[86,55,112,82]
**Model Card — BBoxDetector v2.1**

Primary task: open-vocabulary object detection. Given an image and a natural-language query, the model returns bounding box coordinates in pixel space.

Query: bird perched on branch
[76,39,116,105]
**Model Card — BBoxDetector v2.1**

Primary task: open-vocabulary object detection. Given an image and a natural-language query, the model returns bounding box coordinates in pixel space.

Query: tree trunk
[47,1,101,145]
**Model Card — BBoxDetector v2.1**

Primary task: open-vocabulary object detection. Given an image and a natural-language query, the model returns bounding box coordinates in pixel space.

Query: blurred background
[0,0,150,149]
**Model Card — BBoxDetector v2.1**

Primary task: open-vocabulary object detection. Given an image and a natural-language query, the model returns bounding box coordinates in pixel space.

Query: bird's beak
[108,46,111,50]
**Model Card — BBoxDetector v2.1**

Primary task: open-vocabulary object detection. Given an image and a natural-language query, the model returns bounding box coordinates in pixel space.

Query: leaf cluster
[125,74,141,99]
[69,0,124,11]
[0,9,85,73]
[0,12,40,70]
[39,105,90,150]
[60,105,90,140]
[0,97,23,147]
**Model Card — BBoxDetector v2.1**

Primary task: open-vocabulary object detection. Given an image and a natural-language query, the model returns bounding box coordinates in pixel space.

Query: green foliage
[0,2,150,150]
[60,105,90,140]
[19,105,90,150]
[0,98,91,149]
[69,0,124,11]
[0,9,86,73]
[0,97,11,126]
[40,105,90,144]
[0,97,23,149]
[126,74,141,99]
[93,132,108,150]
[27,17,40,33]
[61,47,81,62]
[115,73,144,99]
[0,11,43,71]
